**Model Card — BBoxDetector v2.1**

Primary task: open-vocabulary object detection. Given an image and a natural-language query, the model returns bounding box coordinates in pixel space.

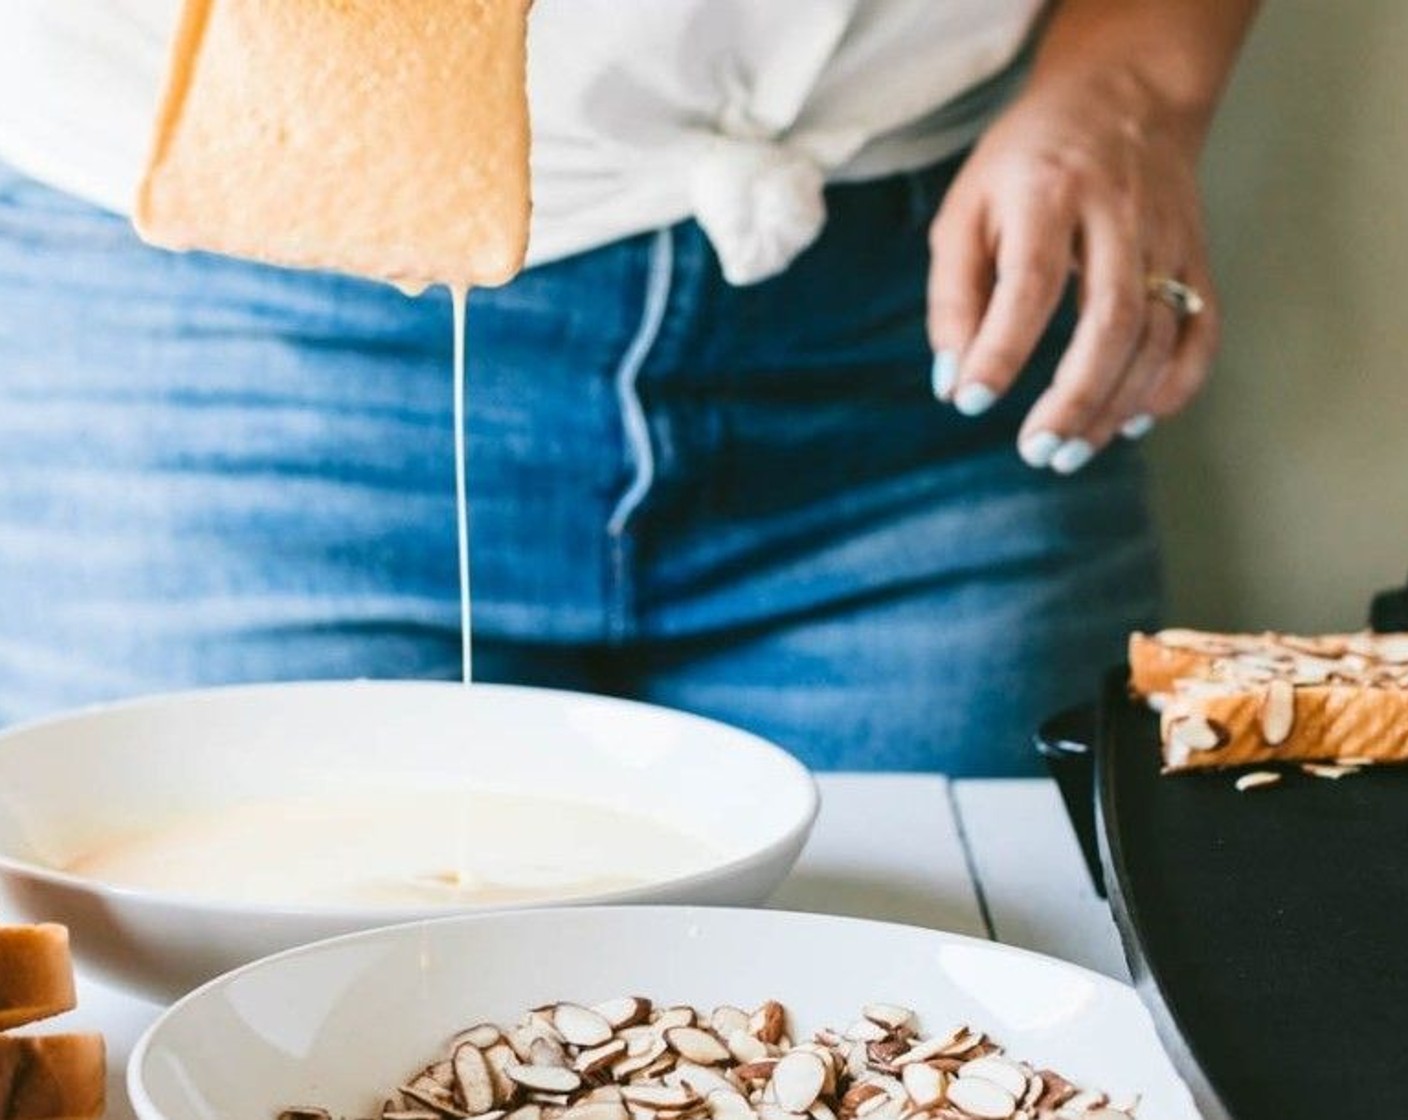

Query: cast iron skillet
[1037,573,1408,1120]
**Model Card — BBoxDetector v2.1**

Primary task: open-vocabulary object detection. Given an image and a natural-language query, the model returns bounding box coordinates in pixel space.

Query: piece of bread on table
[0,1035,105,1120]
[134,0,532,289]
[0,927,75,1033]
[1129,630,1408,772]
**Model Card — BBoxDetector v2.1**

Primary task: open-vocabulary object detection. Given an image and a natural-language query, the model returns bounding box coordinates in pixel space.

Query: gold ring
[1146,274,1205,318]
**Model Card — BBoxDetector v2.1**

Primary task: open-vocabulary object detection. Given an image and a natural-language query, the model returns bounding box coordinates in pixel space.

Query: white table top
[37,775,1129,1120]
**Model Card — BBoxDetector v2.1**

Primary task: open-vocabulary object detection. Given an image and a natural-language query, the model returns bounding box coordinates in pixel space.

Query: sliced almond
[1169,714,1226,753]
[942,1077,1015,1120]
[1031,1072,1076,1112]
[843,1019,889,1044]
[728,1031,771,1065]
[639,1051,681,1081]
[704,1006,747,1038]
[595,997,653,1030]
[861,1005,914,1032]
[454,1043,499,1114]
[748,1002,786,1046]
[790,1045,836,1097]
[893,1038,950,1069]
[666,1027,733,1066]
[613,1036,669,1079]
[506,1066,583,1095]
[527,1012,567,1044]
[1373,634,1408,663]
[561,1104,629,1120]
[657,1007,699,1032]
[937,1030,983,1059]
[427,1062,459,1090]
[484,1044,522,1105]
[575,1039,629,1077]
[840,1084,886,1116]
[1018,1074,1042,1112]
[401,1082,468,1120]
[1301,762,1360,780]
[1259,679,1295,745]
[619,1027,659,1058]
[621,1086,702,1111]
[955,1058,1025,1101]
[900,1063,945,1109]
[454,1026,505,1051]
[507,1029,542,1064]
[505,1107,543,1120]
[706,1092,756,1120]
[1058,1090,1106,1113]
[530,1037,570,1070]
[1234,770,1281,792]
[733,1061,780,1085]
[770,1052,827,1115]
[866,1039,909,1072]
[383,1113,440,1120]
[851,1101,901,1120]
[553,1004,615,1049]
[670,1063,738,1099]
[850,1093,884,1120]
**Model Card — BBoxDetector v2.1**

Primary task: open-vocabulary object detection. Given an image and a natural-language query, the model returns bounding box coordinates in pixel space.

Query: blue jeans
[0,156,1160,775]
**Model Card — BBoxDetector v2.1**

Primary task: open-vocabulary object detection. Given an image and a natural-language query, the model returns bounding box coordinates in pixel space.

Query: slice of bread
[1129,630,1408,771]
[0,927,75,1033]
[134,0,532,289]
[0,1034,105,1120]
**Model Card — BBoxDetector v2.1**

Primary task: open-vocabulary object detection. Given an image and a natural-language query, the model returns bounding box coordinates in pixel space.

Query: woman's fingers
[926,195,993,401]
[926,124,1219,473]
[1016,207,1145,471]
[1081,296,1180,450]
[947,208,1074,417]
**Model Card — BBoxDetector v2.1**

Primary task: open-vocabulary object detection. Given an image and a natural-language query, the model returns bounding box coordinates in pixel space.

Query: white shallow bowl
[130,907,1197,1120]
[0,682,817,1002]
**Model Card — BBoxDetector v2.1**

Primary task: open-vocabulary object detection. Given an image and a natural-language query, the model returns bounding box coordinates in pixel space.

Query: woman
[0,1,1258,774]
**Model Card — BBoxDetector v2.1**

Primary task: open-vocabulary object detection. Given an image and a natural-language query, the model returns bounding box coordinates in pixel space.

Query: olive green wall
[1149,1,1408,631]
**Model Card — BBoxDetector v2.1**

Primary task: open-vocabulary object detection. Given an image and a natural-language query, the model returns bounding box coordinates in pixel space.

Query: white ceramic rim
[126,905,1164,1120]
[0,680,820,918]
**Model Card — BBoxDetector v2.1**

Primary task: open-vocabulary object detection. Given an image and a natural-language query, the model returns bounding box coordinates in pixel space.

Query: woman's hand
[928,68,1218,472]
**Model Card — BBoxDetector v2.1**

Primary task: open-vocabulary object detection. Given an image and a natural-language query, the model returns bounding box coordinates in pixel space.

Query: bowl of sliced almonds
[128,907,1197,1120]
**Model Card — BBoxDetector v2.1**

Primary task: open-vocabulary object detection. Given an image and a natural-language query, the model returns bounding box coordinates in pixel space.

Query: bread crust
[0,1034,105,1120]
[1128,630,1408,771]
[0,927,75,1033]
[134,0,532,289]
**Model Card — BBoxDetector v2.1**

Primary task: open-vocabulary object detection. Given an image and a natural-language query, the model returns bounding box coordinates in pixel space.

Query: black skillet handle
[1370,572,1408,632]
[1033,703,1105,898]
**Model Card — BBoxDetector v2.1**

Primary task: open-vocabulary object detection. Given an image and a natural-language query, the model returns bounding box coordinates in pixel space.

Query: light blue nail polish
[953,383,997,417]
[1051,438,1095,475]
[1120,413,1155,441]
[931,351,958,400]
[1019,431,1062,469]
